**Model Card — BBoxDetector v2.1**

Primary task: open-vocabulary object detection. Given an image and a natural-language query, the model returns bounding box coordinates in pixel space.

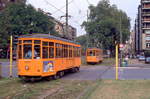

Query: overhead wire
[44,0,83,27]
[44,0,65,14]
[52,0,74,14]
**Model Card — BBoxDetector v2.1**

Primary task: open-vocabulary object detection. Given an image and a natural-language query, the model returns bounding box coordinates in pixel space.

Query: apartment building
[141,0,150,50]
[47,13,77,40]
[135,0,150,54]
[135,5,142,54]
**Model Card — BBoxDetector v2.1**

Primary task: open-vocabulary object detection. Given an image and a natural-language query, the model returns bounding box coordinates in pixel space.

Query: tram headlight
[25,66,29,70]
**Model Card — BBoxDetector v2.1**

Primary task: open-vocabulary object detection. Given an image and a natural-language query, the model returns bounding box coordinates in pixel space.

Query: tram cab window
[34,45,40,59]
[89,51,95,56]
[24,45,32,59]
[18,45,22,59]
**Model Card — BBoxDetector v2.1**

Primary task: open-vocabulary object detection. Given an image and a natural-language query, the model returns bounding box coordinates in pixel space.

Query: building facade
[135,0,150,54]
[141,0,150,50]
[47,15,77,40]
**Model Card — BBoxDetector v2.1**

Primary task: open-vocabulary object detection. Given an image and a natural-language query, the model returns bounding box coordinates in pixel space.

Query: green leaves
[82,0,130,50]
[0,3,56,48]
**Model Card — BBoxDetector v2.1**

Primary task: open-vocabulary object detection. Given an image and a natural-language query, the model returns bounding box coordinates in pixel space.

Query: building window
[146,43,150,48]
[145,30,150,34]
[146,37,150,40]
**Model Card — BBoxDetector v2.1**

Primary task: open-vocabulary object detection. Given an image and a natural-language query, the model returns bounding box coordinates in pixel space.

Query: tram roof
[19,34,80,45]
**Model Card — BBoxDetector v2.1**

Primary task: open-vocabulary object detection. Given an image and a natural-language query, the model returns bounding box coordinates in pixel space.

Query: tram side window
[43,47,48,58]
[42,42,48,59]
[18,45,22,59]
[63,45,65,58]
[49,42,54,58]
[34,45,40,59]
[49,47,54,58]
[60,44,63,58]
[65,45,68,57]
[77,48,80,57]
[69,46,72,57]
[56,43,59,58]
[24,44,32,59]
[75,47,77,57]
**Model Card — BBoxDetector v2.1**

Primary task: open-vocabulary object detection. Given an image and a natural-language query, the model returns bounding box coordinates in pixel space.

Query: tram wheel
[46,76,52,81]
[76,67,80,72]
[53,74,60,80]
[71,68,76,73]
[59,71,64,77]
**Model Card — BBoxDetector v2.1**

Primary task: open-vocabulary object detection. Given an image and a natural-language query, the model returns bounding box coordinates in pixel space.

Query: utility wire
[52,0,74,14]
[44,0,65,14]
[44,0,81,27]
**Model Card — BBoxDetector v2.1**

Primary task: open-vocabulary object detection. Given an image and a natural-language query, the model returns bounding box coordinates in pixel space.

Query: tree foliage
[0,2,56,48]
[82,0,130,51]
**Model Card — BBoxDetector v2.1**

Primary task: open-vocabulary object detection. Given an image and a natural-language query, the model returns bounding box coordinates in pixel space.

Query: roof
[19,34,80,45]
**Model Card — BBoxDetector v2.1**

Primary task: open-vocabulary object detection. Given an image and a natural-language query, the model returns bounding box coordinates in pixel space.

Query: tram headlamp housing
[25,66,29,70]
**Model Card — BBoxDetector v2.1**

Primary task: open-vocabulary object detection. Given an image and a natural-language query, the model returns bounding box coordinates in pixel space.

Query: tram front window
[24,45,32,59]
[89,51,95,56]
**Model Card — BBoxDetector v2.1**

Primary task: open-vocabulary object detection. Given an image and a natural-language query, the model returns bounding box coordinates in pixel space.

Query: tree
[82,0,130,52]
[0,3,58,58]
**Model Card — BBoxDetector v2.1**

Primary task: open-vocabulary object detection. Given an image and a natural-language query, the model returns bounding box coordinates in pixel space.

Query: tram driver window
[24,45,32,59]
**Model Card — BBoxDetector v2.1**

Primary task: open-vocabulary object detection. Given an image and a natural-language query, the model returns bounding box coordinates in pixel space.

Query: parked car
[138,56,145,61]
[145,57,150,64]
[13,53,17,60]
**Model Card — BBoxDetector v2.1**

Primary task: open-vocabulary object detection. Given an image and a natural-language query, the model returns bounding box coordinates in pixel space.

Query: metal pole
[116,44,119,80]
[0,63,1,78]
[120,15,123,67]
[9,35,13,77]
[87,10,89,48]
[66,0,68,38]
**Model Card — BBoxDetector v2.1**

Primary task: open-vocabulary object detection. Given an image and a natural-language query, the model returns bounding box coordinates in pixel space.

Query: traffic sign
[119,44,124,48]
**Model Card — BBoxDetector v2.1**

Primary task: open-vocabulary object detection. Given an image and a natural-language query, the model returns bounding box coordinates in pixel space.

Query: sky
[27,0,141,36]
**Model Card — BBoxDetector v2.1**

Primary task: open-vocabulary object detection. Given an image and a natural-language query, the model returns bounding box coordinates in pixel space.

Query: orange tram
[17,34,81,81]
[86,48,103,64]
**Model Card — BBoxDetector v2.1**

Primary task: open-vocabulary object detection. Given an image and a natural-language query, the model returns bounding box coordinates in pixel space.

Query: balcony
[142,0,150,3]
[142,27,150,29]
[142,4,150,9]
[142,12,150,16]
[142,19,150,23]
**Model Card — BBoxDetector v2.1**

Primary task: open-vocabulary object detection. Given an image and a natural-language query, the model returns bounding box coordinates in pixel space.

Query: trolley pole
[9,35,13,78]
[66,0,68,38]
[120,15,123,67]
[115,44,119,80]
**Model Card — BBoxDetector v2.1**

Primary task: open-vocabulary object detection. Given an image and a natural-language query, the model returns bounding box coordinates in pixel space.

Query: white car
[138,56,145,61]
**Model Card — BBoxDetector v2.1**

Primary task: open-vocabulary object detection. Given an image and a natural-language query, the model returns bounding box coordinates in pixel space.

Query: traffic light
[13,35,18,46]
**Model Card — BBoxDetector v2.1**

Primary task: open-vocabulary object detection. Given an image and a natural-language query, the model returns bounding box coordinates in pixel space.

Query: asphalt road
[0,59,150,80]
[0,61,17,77]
